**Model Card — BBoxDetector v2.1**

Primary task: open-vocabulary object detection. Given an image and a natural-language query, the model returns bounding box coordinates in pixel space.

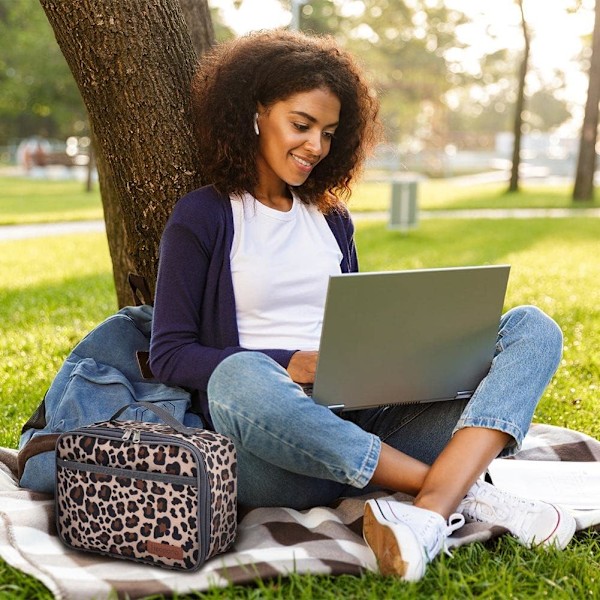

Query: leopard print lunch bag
[55,401,237,571]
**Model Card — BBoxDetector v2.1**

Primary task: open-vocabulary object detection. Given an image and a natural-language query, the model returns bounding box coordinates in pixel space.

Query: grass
[0,176,103,224]
[1,210,599,598]
[1,174,599,226]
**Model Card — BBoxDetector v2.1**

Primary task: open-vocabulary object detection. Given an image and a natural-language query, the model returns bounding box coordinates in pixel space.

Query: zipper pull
[122,429,133,442]
[132,430,141,443]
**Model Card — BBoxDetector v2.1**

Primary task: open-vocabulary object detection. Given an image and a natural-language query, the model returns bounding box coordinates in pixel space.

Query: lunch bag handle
[109,401,195,435]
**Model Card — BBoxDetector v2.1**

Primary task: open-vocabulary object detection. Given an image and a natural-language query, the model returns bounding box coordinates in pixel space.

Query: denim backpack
[17,277,201,494]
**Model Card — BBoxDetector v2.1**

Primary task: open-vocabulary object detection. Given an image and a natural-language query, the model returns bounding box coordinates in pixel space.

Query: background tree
[573,0,600,201]
[179,0,215,54]
[508,0,530,193]
[38,0,211,307]
[446,52,571,150]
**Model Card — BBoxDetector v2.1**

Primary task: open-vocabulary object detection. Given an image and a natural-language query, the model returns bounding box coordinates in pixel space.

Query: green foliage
[298,0,341,35]
[0,0,580,154]
[210,5,237,42]
[0,0,88,145]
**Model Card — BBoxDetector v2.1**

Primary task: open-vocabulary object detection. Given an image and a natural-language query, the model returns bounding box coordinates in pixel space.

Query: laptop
[309,265,510,411]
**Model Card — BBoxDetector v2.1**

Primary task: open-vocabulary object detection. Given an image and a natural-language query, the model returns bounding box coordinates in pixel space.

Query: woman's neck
[252,186,294,212]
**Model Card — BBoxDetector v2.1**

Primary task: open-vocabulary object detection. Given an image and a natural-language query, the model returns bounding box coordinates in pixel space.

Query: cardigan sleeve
[325,206,359,274]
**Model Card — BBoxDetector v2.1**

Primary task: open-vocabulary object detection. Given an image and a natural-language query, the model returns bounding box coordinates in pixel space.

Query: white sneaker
[459,479,576,550]
[363,499,465,581]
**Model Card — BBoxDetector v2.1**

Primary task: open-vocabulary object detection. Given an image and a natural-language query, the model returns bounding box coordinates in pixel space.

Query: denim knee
[502,305,563,370]
[207,351,280,422]
[454,305,563,455]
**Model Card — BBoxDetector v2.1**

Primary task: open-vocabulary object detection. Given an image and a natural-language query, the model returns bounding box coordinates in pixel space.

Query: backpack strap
[128,273,154,307]
[136,351,154,379]
[127,274,156,379]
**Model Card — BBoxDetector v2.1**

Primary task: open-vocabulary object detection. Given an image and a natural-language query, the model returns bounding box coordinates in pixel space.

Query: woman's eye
[323,131,335,139]
[293,122,309,131]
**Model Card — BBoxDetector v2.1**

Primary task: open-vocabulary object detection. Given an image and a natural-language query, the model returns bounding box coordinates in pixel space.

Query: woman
[150,29,575,581]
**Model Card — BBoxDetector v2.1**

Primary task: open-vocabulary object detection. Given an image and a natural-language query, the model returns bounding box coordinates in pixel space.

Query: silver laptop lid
[311,265,510,410]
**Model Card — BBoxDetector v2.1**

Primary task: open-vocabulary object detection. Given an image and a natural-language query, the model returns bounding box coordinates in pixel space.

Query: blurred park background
[1,0,600,192]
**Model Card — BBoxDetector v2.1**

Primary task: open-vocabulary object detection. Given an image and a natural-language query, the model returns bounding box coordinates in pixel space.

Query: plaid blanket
[1,423,600,600]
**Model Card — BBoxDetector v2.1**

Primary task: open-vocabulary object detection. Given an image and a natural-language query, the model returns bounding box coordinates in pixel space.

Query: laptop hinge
[327,404,346,411]
[454,391,474,400]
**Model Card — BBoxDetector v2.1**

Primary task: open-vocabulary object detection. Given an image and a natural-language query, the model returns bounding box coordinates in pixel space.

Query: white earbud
[253,112,260,136]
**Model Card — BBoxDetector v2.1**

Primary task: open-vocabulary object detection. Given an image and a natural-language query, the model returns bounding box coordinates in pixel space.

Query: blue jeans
[207,306,562,510]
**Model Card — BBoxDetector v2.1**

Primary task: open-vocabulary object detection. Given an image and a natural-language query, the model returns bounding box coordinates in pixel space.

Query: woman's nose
[304,131,323,156]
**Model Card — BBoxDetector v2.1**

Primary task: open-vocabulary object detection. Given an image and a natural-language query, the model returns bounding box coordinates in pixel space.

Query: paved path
[1,208,599,241]
[0,220,105,241]
[356,207,600,221]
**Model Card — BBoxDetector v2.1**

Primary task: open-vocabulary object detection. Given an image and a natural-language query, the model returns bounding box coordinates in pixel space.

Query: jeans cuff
[452,416,523,456]
[351,433,381,489]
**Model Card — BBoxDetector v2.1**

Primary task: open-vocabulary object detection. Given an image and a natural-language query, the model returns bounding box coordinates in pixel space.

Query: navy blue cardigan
[149,185,359,425]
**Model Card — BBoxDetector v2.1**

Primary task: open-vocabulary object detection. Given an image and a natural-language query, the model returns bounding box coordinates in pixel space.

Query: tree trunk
[39,0,207,306]
[179,0,215,56]
[509,0,530,194]
[85,140,95,193]
[95,140,134,306]
[573,0,600,202]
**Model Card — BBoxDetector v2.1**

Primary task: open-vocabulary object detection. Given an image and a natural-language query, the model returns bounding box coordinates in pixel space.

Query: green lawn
[350,178,600,212]
[0,176,103,224]
[1,175,599,226]
[1,213,599,598]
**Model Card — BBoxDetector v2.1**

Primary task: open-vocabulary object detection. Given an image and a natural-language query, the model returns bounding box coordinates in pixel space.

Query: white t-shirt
[230,192,342,351]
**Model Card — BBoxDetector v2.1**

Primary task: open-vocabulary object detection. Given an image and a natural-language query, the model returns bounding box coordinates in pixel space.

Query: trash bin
[389,177,418,232]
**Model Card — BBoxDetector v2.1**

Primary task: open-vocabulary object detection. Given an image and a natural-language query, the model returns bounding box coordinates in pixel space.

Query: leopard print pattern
[55,420,237,570]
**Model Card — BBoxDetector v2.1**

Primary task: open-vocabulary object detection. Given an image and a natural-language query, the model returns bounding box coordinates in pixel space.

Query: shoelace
[471,487,544,534]
[442,513,465,557]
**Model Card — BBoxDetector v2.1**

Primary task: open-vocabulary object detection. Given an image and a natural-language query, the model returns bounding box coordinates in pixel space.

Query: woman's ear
[253,113,260,136]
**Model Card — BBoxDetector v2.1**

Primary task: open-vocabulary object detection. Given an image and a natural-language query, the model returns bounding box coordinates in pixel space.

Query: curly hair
[190,29,382,212]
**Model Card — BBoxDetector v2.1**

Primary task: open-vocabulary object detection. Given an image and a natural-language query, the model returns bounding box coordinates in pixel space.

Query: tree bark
[573,0,600,202]
[509,0,529,194]
[39,0,206,306]
[94,139,134,306]
[85,140,95,193]
[179,0,215,56]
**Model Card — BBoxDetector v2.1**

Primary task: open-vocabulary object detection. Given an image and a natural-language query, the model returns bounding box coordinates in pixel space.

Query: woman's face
[255,87,341,190]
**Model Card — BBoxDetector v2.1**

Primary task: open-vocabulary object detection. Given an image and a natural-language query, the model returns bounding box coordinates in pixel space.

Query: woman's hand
[287,351,318,383]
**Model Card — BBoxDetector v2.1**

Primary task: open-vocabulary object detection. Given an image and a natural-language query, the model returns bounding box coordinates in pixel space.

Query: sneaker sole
[363,501,424,581]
